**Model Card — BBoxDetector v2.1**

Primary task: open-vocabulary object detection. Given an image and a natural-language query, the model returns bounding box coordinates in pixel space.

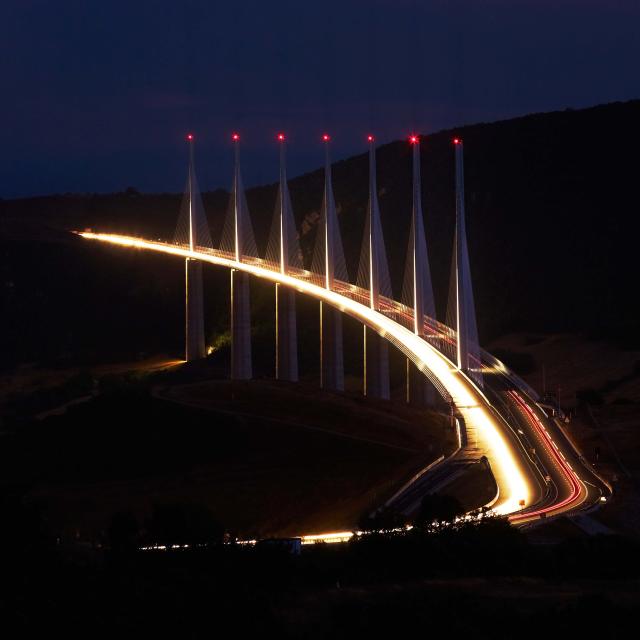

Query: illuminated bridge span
[79,132,609,526]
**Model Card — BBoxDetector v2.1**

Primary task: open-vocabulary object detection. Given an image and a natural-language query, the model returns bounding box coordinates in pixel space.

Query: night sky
[2,0,639,198]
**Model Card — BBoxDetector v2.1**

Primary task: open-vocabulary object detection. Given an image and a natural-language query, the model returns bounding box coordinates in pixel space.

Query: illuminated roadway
[78,231,611,535]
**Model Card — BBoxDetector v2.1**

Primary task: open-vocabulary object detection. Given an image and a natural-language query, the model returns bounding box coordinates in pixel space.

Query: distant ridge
[3,100,639,344]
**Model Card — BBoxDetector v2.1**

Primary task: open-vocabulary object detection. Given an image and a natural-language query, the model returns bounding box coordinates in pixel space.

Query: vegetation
[414,493,466,527]
[2,488,640,637]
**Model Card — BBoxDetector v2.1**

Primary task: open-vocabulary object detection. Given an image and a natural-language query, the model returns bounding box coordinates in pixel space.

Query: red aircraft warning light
[409,134,419,144]
[453,137,461,145]
[367,134,374,142]
[322,133,330,142]
[231,132,240,141]
[186,133,194,141]
[277,133,285,141]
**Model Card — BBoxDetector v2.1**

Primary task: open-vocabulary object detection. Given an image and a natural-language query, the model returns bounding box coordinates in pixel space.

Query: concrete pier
[364,326,390,400]
[320,301,344,391]
[406,359,436,406]
[230,268,252,380]
[275,283,298,382]
[185,258,206,361]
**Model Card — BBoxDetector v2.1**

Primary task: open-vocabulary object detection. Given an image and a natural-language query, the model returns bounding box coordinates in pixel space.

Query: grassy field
[1,377,455,540]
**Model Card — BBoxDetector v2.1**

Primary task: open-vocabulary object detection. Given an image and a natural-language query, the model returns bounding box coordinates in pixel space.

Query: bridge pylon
[266,134,299,381]
[446,138,483,388]
[312,135,345,391]
[358,136,391,400]
[225,134,253,380]
[402,135,437,405]
[177,134,208,362]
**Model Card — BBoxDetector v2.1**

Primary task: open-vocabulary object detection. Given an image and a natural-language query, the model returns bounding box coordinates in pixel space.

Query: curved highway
[78,231,610,526]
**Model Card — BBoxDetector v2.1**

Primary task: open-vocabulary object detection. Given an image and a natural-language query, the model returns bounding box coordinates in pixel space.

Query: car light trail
[301,531,355,544]
[507,390,586,522]
[79,232,535,517]
[142,515,498,551]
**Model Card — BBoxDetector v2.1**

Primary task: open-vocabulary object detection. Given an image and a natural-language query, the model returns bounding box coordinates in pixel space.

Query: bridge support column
[364,327,390,400]
[230,268,252,380]
[406,359,436,406]
[320,301,344,391]
[185,258,206,361]
[276,284,298,382]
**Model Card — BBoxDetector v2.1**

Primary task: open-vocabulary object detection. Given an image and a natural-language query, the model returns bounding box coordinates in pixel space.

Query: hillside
[0,379,451,539]
[2,100,639,368]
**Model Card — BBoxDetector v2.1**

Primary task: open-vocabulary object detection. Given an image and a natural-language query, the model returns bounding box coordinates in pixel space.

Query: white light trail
[78,232,532,516]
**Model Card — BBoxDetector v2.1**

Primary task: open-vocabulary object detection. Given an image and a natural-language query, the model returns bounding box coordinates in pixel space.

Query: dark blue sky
[2,0,639,198]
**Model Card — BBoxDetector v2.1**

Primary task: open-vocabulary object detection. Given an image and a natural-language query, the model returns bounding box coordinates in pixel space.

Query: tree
[145,502,224,547]
[107,510,139,554]
[414,494,465,528]
[357,507,407,534]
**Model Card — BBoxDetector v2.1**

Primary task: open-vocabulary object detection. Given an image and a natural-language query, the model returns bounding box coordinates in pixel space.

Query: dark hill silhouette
[2,100,639,369]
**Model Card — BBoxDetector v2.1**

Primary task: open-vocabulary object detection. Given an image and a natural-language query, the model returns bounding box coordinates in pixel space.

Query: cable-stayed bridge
[78,132,610,529]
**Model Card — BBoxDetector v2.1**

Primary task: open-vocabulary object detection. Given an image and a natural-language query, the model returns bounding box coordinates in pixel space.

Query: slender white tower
[318,133,344,391]
[274,133,298,381]
[404,134,437,404]
[184,133,206,361]
[448,137,483,387]
[454,138,469,372]
[361,135,390,400]
[229,133,252,380]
